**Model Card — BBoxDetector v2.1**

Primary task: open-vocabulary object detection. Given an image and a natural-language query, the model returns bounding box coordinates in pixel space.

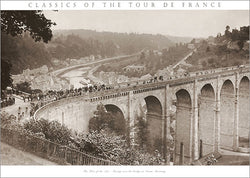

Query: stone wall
[35,98,97,133]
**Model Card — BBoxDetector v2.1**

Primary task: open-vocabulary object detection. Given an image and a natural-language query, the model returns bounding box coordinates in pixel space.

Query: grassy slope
[0,142,56,165]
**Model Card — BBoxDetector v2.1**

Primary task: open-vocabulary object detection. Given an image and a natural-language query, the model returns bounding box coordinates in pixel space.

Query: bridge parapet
[34,66,249,119]
[87,66,248,100]
[88,91,129,102]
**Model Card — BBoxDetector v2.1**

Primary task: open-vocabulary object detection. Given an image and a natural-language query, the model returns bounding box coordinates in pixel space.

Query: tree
[231,29,239,41]
[16,81,32,93]
[140,51,146,60]
[1,60,13,90]
[89,104,114,133]
[89,104,126,136]
[1,11,56,43]
[82,128,165,165]
[1,11,55,91]
[23,118,72,145]
[135,116,149,149]
[224,25,231,39]
[190,38,196,44]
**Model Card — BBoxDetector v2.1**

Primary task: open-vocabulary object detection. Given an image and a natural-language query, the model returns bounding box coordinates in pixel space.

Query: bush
[82,129,165,165]
[0,111,22,130]
[134,116,149,150]
[89,104,126,136]
[2,110,165,165]
[23,118,72,145]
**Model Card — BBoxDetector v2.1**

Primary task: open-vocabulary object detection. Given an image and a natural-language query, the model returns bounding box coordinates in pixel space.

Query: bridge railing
[104,64,249,89]
[1,128,117,165]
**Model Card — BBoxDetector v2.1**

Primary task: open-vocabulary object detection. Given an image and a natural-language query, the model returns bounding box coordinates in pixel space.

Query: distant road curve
[52,53,140,78]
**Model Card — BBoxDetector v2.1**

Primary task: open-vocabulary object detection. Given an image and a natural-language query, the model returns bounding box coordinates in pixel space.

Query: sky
[44,10,249,38]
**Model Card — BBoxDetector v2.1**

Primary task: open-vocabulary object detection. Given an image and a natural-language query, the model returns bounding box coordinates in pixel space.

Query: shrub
[23,118,72,145]
[1,111,22,131]
[2,110,165,165]
[134,116,149,150]
[89,104,126,136]
[82,128,165,165]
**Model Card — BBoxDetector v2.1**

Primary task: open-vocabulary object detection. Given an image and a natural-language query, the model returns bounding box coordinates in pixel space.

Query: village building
[89,55,95,61]
[123,65,145,72]
[187,43,195,50]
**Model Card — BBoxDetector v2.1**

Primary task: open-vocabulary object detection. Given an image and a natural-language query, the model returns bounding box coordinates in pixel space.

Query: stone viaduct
[35,65,249,164]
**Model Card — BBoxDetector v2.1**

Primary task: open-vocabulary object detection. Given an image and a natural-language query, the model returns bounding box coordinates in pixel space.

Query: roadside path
[215,149,249,165]
[0,142,57,165]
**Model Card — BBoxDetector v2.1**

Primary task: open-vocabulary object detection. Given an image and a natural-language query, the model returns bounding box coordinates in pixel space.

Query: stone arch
[238,76,250,148]
[105,104,125,119]
[144,95,163,116]
[218,78,235,97]
[175,89,192,162]
[171,84,193,102]
[238,75,250,87]
[100,99,128,120]
[220,80,235,150]
[199,84,216,155]
[197,81,216,97]
[143,95,163,153]
[104,104,127,135]
[200,84,215,98]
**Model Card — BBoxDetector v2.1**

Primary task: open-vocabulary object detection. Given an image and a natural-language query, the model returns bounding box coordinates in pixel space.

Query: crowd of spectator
[2,75,165,113]
[4,64,246,117]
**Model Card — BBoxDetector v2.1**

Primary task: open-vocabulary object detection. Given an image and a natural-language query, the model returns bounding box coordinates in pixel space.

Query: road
[1,95,31,123]
[53,54,138,77]
[172,49,195,69]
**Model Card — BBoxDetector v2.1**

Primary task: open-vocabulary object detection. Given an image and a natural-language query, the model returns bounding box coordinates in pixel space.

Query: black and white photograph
[0,0,249,177]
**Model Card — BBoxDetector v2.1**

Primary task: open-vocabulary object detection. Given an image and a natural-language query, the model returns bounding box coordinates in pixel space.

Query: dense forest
[1,29,175,74]
[53,29,174,54]
[1,33,52,75]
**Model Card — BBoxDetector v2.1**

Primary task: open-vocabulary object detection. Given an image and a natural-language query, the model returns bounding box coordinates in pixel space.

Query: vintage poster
[0,0,249,177]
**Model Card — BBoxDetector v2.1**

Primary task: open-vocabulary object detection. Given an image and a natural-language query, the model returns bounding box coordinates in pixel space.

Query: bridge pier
[128,91,135,146]
[233,74,239,151]
[237,76,249,152]
[164,84,171,165]
[215,76,220,152]
[162,85,167,163]
[192,80,199,160]
[175,89,192,164]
